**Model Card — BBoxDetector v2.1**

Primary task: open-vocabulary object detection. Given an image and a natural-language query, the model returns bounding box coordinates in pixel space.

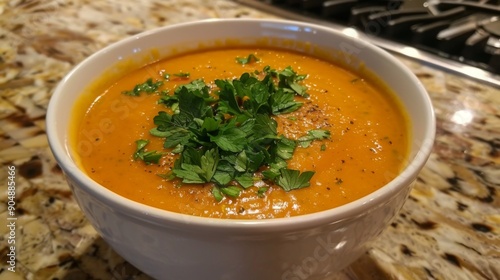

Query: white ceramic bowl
[47,19,435,280]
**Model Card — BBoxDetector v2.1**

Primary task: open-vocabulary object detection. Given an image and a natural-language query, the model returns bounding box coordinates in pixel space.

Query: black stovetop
[235,0,500,87]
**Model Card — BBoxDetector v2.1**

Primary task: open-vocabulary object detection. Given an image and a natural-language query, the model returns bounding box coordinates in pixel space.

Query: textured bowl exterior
[47,19,435,280]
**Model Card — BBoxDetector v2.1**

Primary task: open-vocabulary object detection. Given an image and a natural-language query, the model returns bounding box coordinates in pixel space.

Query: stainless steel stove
[234,0,500,88]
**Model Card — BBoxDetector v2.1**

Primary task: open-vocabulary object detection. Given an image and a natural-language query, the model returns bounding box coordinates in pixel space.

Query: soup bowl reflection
[46,19,435,280]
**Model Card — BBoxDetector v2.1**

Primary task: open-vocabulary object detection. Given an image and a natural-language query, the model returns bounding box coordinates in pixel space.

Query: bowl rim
[46,18,436,232]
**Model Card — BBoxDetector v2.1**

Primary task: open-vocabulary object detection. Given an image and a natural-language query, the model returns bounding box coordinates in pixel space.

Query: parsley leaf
[134,139,149,157]
[277,169,315,191]
[298,129,331,148]
[200,148,218,182]
[220,186,241,198]
[172,148,219,183]
[158,94,178,107]
[253,114,278,141]
[275,136,297,160]
[215,79,243,116]
[235,173,254,189]
[244,148,266,173]
[257,187,268,197]
[211,127,247,152]
[271,89,303,115]
[122,78,163,96]
[264,66,309,97]
[262,159,287,181]
[213,171,232,186]
[174,72,190,78]
[173,163,205,184]
[212,187,224,202]
[175,79,209,96]
[236,54,259,65]
[234,150,248,172]
[162,127,192,149]
[177,86,211,119]
[133,139,163,164]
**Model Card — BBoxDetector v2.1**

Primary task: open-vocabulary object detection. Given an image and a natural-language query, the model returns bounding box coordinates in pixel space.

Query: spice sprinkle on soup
[73,46,410,219]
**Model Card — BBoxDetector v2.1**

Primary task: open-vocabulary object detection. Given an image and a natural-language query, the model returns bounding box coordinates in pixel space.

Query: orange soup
[73,46,410,219]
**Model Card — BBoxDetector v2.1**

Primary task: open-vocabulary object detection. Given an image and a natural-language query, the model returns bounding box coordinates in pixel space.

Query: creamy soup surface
[74,46,410,219]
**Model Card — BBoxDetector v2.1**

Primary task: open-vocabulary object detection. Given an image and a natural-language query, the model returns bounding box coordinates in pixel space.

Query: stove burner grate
[235,0,500,88]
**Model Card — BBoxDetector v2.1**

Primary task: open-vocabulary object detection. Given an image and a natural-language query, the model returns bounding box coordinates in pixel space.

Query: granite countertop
[0,0,499,279]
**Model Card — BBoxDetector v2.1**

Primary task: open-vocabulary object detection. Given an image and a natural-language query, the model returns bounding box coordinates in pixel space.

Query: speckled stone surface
[0,1,499,279]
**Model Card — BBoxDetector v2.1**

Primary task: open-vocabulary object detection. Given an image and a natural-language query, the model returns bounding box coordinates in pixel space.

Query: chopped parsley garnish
[263,66,308,97]
[122,78,163,96]
[298,129,331,148]
[277,169,315,191]
[220,186,241,198]
[129,65,330,200]
[257,187,268,197]
[133,139,163,164]
[163,72,191,81]
[212,186,224,202]
[173,72,190,78]
[236,54,260,65]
